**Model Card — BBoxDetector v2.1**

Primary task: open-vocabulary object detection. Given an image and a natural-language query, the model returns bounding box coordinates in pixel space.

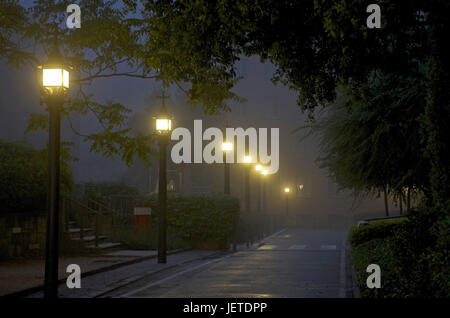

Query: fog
[0,55,397,227]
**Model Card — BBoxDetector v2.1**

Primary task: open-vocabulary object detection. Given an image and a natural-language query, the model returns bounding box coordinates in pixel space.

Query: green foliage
[111,215,187,250]
[0,139,74,214]
[307,68,429,203]
[141,193,240,242]
[348,218,405,247]
[1,0,245,168]
[349,207,450,297]
[389,205,450,297]
[351,238,403,298]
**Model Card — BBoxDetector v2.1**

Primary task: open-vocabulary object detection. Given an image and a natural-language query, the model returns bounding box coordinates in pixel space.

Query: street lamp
[260,168,269,234]
[242,155,252,215]
[255,165,263,213]
[222,142,233,195]
[222,141,236,252]
[242,155,252,246]
[284,187,290,221]
[154,92,172,264]
[39,43,70,298]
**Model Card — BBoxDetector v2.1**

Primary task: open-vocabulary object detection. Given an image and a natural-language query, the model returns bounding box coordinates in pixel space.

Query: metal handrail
[85,197,118,215]
[67,197,105,216]
[66,196,117,247]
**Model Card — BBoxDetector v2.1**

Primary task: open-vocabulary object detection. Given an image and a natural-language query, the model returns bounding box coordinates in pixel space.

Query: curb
[255,228,287,248]
[348,246,361,298]
[1,247,192,298]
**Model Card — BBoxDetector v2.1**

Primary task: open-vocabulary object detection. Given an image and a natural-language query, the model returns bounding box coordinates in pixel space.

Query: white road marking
[320,245,336,250]
[119,253,235,298]
[288,245,306,250]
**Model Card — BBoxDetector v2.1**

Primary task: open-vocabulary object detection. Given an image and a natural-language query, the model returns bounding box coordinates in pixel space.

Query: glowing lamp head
[284,187,290,193]
[243,156,252,164]
[261,169,268,175]
[255,164,263,171]
[39,44,70,94]
[43,69,69,89]
[154,105,172,134]
[222,142,233,152]
[298,184,304,191]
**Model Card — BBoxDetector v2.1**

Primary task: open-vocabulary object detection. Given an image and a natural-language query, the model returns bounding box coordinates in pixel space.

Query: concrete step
[68,228,94,239]
[87,242,122,252]
[68,227,93,233]
[71,235,108,243]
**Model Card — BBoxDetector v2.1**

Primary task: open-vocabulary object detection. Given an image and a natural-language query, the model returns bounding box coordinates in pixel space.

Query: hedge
[140,193,240,243]
[348,217,406,247]
[349,209,450,297]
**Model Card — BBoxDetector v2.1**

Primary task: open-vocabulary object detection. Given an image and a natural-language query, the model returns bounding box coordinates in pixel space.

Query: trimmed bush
[141,193,240,248]
[348,217,405,247]
[351,238,403,298]
[348,208,450,297]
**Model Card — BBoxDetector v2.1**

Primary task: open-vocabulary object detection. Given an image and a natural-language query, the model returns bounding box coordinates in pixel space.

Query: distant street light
[154,91,172,264]
[39,43,70,299]
[243,155,252,164]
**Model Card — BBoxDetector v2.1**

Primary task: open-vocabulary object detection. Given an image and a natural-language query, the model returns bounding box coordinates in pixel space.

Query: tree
[307,69,428,216]
[0,0,243,167]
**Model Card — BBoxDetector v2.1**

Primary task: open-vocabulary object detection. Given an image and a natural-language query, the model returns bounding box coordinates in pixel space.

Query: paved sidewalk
[0,242,257,297]
[0,249,178,296]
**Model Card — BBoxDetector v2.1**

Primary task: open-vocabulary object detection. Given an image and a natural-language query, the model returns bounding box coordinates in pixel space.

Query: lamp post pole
[284,188,290,228]
[157,135,168,264]
[244,163,251,246]
[155,90,172,264]
[244,166,250,214]
[224,152,230,195]
[285,195,289,217]
[40,43,70,299]
[44,95,61,298]
[222,142,236,251]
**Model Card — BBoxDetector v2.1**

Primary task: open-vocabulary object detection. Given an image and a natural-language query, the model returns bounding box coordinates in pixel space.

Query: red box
[133,204,152,233]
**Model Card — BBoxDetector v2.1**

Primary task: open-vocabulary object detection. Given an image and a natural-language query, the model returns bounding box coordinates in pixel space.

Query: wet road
[105,228,351,298]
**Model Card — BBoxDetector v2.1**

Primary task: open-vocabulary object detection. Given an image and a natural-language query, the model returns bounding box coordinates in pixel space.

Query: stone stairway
[64,203,122,254]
